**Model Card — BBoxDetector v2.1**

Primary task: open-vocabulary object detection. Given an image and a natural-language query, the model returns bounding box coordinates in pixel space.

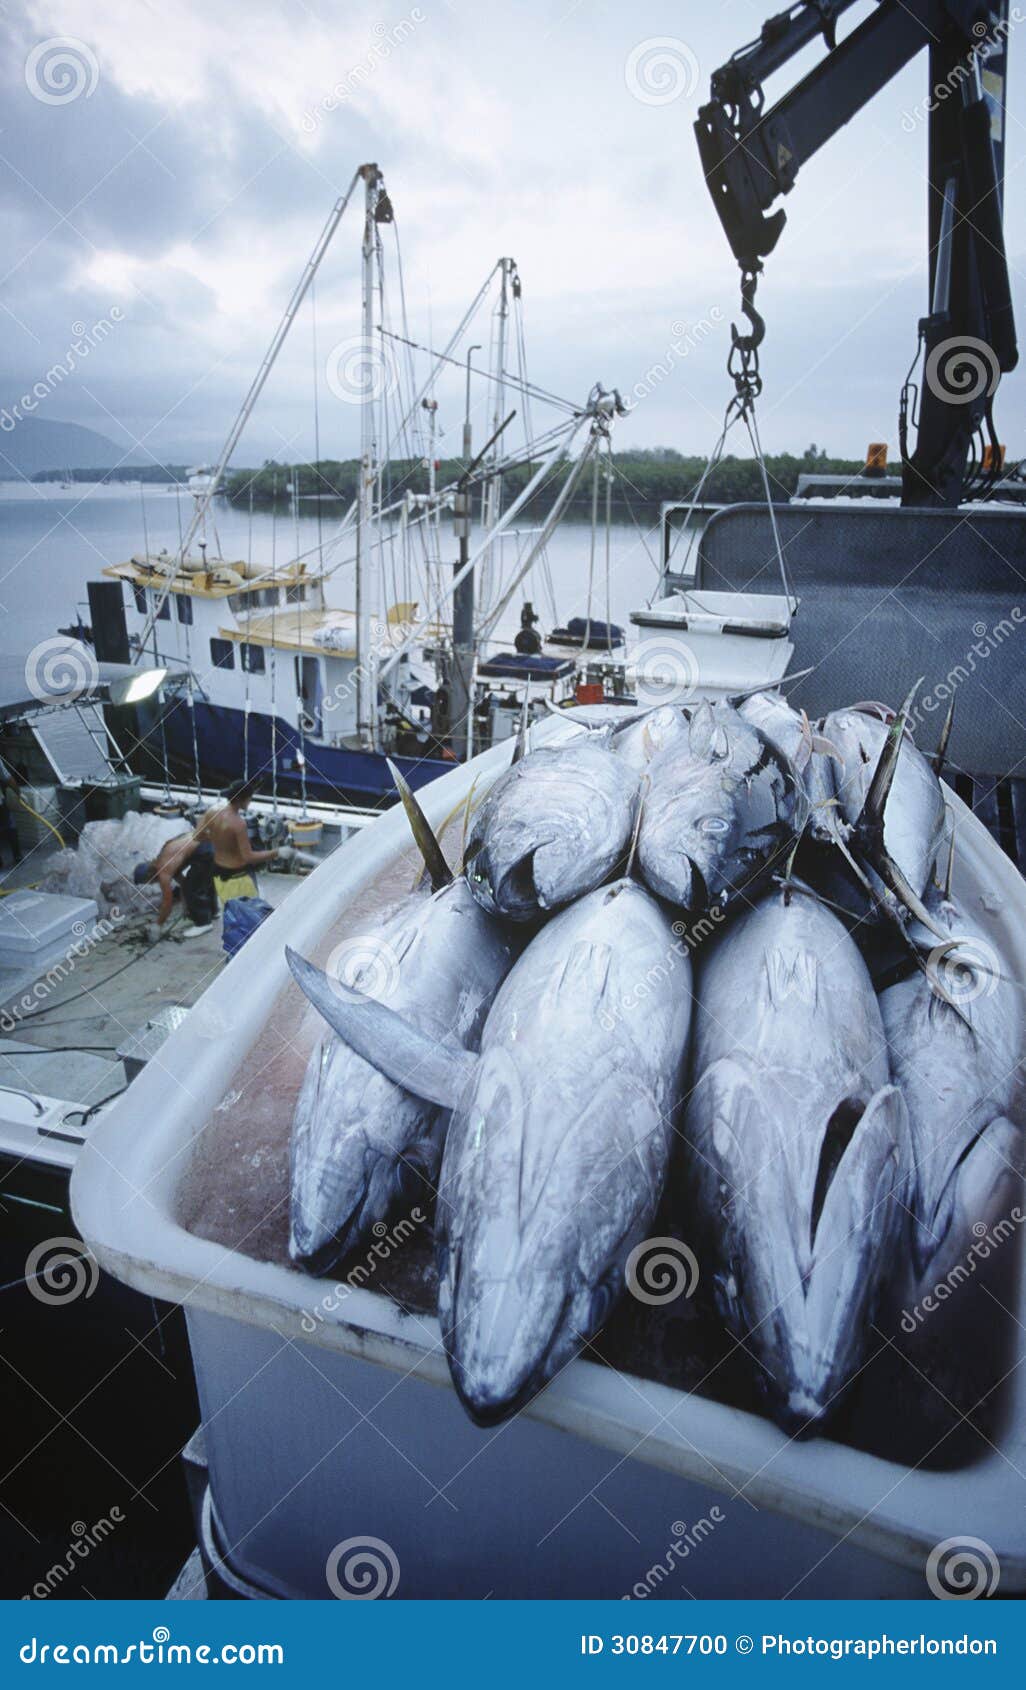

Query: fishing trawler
[73,166,631,811]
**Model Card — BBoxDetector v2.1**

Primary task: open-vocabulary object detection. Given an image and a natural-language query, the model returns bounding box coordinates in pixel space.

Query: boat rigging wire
[379,327,578,417]
[476,428,601,642]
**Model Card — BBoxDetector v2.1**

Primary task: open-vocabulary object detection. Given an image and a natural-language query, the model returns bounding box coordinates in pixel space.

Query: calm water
[0,481,671,655]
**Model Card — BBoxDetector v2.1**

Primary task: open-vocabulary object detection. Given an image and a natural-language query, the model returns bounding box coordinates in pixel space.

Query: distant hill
[0,417,146,477]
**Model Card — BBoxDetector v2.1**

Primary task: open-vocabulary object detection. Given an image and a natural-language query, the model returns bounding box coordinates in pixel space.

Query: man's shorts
[213,867,259,905]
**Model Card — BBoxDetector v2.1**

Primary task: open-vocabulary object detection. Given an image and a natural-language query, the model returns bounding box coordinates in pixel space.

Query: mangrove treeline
[222,445,865,514]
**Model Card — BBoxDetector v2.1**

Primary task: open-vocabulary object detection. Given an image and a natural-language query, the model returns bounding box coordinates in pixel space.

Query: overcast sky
[2,0,1024,469]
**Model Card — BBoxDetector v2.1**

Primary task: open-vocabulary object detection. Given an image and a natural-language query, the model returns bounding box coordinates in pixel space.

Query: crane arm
[695,2,1018,507]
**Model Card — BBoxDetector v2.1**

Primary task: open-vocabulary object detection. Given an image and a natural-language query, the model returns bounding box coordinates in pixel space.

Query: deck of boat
[0,865,307,1113]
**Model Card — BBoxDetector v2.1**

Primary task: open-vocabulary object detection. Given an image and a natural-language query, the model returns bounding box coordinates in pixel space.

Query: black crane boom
[696,2,1018,507]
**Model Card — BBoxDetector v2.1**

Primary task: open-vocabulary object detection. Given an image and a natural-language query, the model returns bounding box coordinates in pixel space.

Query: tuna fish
[611,703,690,773]
[463,737,640,922]
[287,769,517,1274]
[683,884,909,1432]
[636,699,809,911]
[879,897,1024,1281]
[852,895,1024,1460]
[287,878,692,1423]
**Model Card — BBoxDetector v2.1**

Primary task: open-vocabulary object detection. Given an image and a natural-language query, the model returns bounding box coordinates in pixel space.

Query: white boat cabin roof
[103,554,320,602]
[216,606,418,661]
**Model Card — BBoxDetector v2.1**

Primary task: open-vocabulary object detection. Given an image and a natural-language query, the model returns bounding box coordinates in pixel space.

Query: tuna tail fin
[285,946,474,1109]
[932,695,956,777]
[853,678,949,940]
[625,774,648,880]
[857,677,922,833]
[512,686,531,763]
[387,759,453,893]
[457,777,480,875]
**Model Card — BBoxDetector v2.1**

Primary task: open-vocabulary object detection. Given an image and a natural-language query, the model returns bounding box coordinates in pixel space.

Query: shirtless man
[133,830,216,938]
[195,777,288,904]
[133,779,287,939]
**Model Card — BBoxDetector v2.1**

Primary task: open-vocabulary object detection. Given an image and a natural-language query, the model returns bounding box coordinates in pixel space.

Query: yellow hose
[16,793,66,850]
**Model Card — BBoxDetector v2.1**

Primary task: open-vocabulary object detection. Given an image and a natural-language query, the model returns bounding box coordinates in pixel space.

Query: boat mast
[355,163,387,748]
[478,257,514,623]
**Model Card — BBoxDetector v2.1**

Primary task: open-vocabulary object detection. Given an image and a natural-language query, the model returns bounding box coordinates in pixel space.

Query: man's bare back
[196,782,279,873]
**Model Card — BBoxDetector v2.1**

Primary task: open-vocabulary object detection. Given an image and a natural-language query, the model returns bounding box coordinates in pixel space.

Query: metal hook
[730,272,765,355]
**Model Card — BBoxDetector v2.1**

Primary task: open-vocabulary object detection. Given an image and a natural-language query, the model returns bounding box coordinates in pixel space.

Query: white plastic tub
[71,716,1026,1599]
[629,591,795,704]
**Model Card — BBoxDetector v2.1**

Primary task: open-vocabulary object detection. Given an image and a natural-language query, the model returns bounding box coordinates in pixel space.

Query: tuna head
[464,740,640,921]
[638,701,808,911]
[684,890,909,1432]
[289,1035,442,1273]
[691,1058,908,1432]
[436,880,690,1423]
[436,1047,673,1425]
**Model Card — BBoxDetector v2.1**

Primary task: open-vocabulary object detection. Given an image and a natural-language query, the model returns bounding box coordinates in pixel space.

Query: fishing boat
[72,166,629,811]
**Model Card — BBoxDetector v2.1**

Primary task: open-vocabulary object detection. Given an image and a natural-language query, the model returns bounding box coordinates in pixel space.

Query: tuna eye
[589,1278,616,1331]
[396,1156,426,1202]
[699,816,730,835]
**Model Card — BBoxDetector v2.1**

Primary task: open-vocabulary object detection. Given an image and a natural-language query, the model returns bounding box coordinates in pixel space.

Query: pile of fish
[284,687,1025,1437]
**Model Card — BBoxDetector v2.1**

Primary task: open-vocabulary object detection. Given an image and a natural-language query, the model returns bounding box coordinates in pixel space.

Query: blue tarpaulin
[222,896,275,958]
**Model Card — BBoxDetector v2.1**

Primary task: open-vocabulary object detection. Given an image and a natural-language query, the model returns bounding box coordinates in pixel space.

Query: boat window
[295,655,323,736]
[259,587,280,608]
[228,591,249,614]
[210,638,235,670]
[176,594,194,625]
[286,584,306,604]
[155,595,171,621]
[132,583,147,615]
[241,642,266,675]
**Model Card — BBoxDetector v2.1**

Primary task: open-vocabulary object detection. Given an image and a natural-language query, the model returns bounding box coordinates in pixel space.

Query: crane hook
[730,267,765,355]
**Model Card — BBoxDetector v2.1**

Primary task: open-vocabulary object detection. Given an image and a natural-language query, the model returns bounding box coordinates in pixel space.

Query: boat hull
[144,698,453,807]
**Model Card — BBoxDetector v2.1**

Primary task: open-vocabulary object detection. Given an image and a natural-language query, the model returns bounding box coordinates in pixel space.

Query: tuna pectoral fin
[285,947,474,1109]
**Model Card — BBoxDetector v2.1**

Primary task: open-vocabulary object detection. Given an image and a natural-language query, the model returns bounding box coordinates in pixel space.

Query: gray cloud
[1,0,1022,470]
